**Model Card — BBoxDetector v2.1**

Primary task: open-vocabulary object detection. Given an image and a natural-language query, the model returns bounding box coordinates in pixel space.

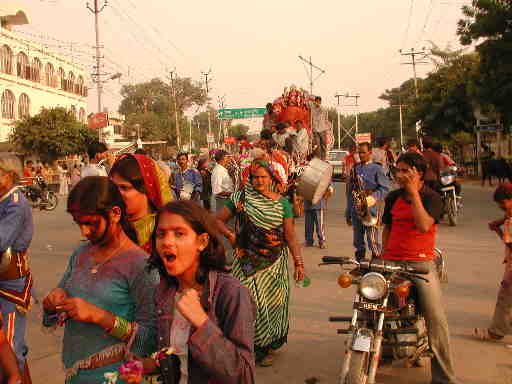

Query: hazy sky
[5,0,470,115]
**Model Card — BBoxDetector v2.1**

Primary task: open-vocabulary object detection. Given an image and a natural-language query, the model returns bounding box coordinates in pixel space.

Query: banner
[87,112,109,130]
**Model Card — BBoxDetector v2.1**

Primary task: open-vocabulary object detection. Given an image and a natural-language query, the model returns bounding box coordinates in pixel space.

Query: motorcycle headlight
[440,175,454,185]
[359,272,387,300]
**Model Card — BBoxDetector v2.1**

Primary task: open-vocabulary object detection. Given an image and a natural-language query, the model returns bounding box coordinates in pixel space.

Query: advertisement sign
[356,133,371,144]
[87,112,109,130]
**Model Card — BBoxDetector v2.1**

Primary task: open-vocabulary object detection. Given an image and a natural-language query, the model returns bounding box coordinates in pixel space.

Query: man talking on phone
[381,152,459,384]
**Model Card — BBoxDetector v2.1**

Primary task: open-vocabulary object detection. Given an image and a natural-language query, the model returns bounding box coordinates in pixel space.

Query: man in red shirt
[22,160,33,186]
[381,152,459,384]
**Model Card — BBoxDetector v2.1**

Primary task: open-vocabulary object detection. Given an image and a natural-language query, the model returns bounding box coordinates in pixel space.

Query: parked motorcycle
[19,176,58,211]
[439,166,460,226]
[320,255,445,384]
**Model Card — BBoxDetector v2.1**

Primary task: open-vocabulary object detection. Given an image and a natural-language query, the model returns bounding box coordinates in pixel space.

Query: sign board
[356,133,371,144]
[206,133,215,143]
[217,108,266,119]
[88,112,109,130]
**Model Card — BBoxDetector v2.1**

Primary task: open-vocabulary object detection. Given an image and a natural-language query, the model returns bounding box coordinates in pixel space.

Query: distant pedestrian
[81,141,109,178]
[197,158,212,211]
[70,164,81,188]
[475,184,512,344]
[304,184,333,249]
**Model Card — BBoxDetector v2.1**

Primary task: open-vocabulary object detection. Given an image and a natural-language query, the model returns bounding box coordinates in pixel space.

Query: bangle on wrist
[107,316,134,341]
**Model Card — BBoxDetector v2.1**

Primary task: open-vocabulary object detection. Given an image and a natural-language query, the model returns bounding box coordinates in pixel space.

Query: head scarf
[248,158,286,192]
[115,154,173,210]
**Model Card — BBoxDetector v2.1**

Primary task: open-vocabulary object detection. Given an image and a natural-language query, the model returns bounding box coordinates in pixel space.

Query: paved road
[26,182,511,383]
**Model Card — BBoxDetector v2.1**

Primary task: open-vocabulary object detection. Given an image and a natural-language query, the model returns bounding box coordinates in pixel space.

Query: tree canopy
[9,107,96,162]
[118,77,208,146]
[458,0,512,125]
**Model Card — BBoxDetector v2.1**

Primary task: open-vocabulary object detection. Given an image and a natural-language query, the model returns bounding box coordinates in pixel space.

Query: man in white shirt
[211,150,234,213]
[309,96,328,160]
[211,149,235,264]
[80,141,109,178]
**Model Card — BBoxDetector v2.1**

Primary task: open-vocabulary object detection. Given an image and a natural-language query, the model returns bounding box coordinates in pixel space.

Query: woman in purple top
[142,200,256,384]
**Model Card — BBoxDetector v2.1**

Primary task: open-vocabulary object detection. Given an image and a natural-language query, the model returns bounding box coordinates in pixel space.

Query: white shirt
[80,163,107,178]
[211,163,234,196]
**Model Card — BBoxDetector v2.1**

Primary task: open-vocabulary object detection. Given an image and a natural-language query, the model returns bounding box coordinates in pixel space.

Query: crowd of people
[0,106,507,383]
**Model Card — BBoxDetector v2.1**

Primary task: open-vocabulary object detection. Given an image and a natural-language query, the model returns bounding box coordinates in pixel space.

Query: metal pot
[296,158,333,204]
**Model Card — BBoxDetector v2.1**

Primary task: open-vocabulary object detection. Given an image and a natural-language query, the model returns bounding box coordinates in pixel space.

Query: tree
[9,107,95,162]
[228,123,249,139]
[118,77,207,145]
[457,0,512,125]
[409,52,481,139]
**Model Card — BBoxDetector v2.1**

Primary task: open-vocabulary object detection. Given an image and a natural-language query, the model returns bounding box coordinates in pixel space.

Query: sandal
[473,327,503,342]
[258,351,274,367]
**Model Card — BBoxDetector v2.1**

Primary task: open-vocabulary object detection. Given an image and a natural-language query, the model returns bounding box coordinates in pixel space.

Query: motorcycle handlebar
[320,256,430,276]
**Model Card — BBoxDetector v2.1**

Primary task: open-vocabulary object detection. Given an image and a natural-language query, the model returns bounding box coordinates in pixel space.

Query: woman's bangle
[107,316,134,341]
[294,260,304,267]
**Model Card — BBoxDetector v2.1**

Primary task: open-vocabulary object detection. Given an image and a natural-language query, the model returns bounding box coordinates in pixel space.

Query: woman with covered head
[42,177,158,383]
[109,154,173,253]
[216,157,305,367]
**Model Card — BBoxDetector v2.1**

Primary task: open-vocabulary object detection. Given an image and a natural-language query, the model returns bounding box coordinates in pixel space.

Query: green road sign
[217,108,266,119]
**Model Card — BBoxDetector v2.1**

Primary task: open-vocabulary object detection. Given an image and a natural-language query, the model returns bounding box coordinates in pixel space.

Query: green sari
[226,184,293,360]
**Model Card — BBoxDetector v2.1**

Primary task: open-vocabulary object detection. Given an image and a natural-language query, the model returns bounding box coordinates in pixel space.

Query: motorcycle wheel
[446,196,457,226]
[345,351,369,384]
[43,192,58,211]
[434,248,448,283]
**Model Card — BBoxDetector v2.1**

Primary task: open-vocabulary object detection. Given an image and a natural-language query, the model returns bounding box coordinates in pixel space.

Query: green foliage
[228,123,250,139]
[457,0,512,126]
[118,77,207,145]
[9,107,93,162]
[409,52,481,138]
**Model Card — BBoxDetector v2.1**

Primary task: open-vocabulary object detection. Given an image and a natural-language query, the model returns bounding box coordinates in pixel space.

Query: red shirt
[22,167,33,185]
[381,187,442,261]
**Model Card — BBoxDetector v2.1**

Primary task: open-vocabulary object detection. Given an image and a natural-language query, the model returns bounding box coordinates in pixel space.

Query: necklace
[90,237,128,274]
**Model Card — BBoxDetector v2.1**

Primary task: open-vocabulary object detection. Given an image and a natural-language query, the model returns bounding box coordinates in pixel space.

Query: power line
[402,0,415,50]
[415,0,436,46]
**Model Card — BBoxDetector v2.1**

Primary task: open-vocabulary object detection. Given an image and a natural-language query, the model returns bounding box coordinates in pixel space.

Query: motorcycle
[19,176,58,211]
[439,166,460,226]
[320,254,445,384]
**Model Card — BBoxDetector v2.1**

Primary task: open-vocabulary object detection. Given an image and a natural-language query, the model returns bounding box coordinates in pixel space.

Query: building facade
[0,7,87,142]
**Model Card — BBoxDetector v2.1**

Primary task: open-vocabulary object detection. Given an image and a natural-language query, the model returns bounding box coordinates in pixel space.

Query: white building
[101,112,133,151]
[0,6,87,142]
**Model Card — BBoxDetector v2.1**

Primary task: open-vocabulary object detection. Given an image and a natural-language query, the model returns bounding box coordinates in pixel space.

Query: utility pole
[399,48,428,99]
[218,95,226,142]
[189,119,192,152]
[201,69,212,148]
[168,69,180,150]
[344,93,360,136]
[391,102,408,150]
[87,0,107,141]
[298,55,325,95]
[334,93,343,149]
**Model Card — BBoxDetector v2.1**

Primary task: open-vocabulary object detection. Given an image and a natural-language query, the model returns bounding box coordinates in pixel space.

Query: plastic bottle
[295,275,311,288]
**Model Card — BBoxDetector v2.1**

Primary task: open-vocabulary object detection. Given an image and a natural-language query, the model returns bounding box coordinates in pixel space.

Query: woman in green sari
[216,158,305,367]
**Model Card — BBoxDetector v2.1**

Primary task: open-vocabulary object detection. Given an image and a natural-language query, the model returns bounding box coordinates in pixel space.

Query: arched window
[78,107,85,123]
[76,75,84,95]
[0,45,13,74]
[57,67,65,89]
[1,90,16,119]
[32,58,42,82]
[16,52,28,79]
[44,62,54,87]
[18,93,30,118]
[70,105,77,119]
[67,71,75,93]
